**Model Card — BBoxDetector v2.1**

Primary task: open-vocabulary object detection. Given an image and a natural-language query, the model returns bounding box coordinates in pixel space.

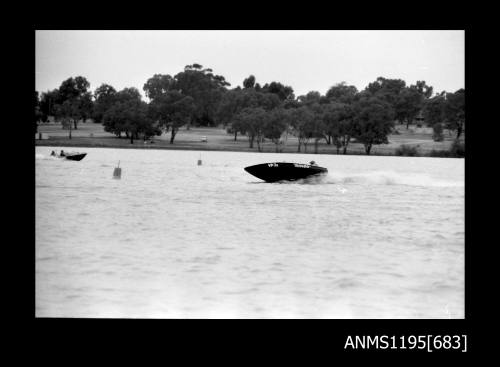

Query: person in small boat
[50,151,55,156]
[60,150,65,157]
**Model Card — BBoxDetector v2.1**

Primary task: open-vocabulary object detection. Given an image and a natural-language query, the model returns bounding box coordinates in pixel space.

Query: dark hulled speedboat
[51,151,87,161]
[63,153,87,161]
[244,161,328,182]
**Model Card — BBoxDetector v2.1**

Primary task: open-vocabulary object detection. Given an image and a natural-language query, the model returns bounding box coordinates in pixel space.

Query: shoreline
[35,123,463,158]
[35,138,461,158]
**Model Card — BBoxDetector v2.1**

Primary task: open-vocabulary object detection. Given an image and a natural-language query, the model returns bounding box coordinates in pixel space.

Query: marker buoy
[197,154,202,166]
[113,161,122,179]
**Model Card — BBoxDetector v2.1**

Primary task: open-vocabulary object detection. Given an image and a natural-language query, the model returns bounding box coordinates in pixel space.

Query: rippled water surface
[36,147,464,318]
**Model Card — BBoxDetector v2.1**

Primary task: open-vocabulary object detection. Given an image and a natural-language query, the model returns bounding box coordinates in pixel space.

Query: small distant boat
[63,153,87,161]
[244,161,328,182]
[51,151,87,161]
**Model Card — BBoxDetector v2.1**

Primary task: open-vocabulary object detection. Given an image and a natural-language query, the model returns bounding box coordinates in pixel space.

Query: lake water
[35,147,464,318]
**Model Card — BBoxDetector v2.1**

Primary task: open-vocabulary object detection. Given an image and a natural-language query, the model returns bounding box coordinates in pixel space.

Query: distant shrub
[432,123,444,142]
[429,149,451,157]
[450,140,465,157]
[429,140,465,158]
[395,144,419,156]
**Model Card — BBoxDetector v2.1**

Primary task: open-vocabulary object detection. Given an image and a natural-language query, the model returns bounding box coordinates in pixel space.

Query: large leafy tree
[337,104,355,154]
[93,83,117,123]
[422,89,464,139]
[232,107,268,150]
[322,102,354,154]
[325,82,358,104]
[264,108,289,152]
[54,99,79,139]
[352,96,395,155]
[58,76,88,100]
[148,90,195,143]
[229,111,251,146]
[287,106,315,152]
[174,64,230,126]
[396,81,434,129]
[303,103,327,153]
[102,87,160,143]
[103,101,154,144]
[39,89,61,122]
[250,107,268,152]
[215,89,245,137]
[444,89,465,140]
[366,77,406,100]
[55,76,93,129]
[143,74,176,100]
[216,88,280,140]
[297,91,324,106]
[144,72,198,143]
[422,92,446,125]
[78,92,94,123]
[394,87,423,129]
[261,81,295,101]
[254,90,282,110]
[243,75,256,89]
[367,78,434,129]
[321,102,341,147]
[144,66,230,127]
[413,80,433,99]
[283,99,301,109]
[365,77,406,117]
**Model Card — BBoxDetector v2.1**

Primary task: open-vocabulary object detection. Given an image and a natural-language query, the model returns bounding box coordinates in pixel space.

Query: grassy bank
[35,122,463,157]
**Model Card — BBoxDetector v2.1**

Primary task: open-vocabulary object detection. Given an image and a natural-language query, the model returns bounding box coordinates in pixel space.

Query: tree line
[35,64,465,154]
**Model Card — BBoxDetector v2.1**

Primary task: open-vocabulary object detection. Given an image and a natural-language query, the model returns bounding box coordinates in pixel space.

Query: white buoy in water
[113,161,122,179]
[197,154,202,166]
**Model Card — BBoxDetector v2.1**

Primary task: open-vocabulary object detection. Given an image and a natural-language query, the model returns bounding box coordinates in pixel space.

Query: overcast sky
[35,30,464,99]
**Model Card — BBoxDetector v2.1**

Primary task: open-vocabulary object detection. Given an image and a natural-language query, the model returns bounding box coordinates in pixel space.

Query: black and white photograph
[35,30,465,319]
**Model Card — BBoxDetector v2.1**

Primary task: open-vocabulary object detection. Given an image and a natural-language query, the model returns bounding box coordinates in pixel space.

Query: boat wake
[276,174,330,185]
[36,153,61,161]
[257,171,462,187]
[325,171,463,188]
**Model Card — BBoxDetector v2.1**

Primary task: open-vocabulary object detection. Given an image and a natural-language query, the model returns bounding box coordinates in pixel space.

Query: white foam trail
[276,173,330,185]
[36,153,63,161]
[266,170,462,188]
[324,171,463,188]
